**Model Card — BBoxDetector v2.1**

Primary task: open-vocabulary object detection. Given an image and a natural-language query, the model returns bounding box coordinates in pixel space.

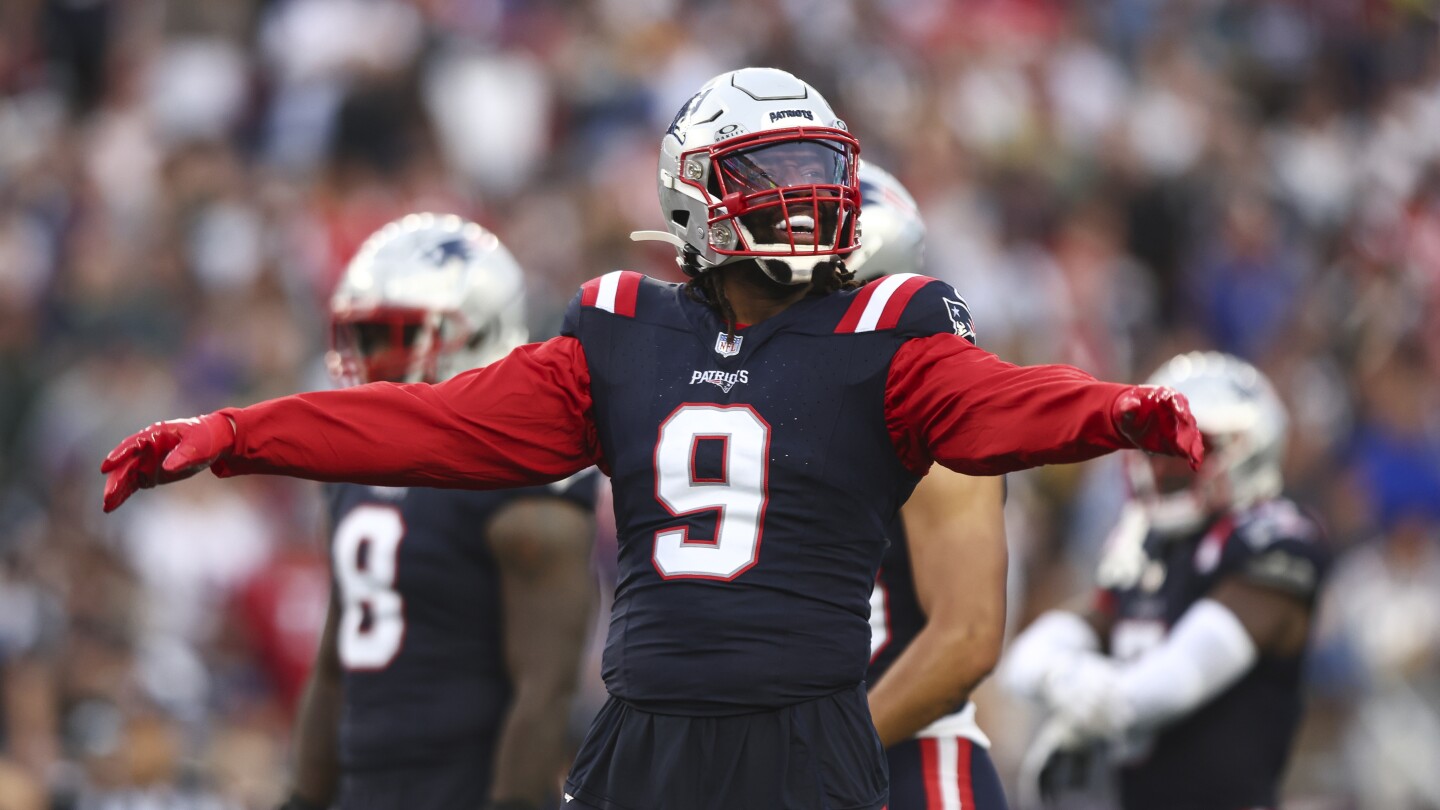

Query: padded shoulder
[1231,499,1323,551]
[1218,498,1328,601]
[833,274,975,342]
[562,271,685,336]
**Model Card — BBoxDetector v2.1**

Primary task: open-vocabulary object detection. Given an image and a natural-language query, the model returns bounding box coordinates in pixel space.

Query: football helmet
[847,161,927,281]
[640,67,861,285]
[327,213,527,386]
[1126,352,1288,535]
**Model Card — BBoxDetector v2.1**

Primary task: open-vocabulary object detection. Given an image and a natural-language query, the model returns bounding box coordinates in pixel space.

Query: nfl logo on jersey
[715,331,743,357]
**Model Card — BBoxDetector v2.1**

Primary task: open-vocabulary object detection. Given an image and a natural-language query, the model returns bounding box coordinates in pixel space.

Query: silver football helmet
[847,161,927,281]
[327,212,527,386]
[1127,352,1288,535]
[639,67,861,286]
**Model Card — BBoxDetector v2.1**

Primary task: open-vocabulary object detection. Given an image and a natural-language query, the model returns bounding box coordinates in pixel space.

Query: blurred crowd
[0,0,1437,807]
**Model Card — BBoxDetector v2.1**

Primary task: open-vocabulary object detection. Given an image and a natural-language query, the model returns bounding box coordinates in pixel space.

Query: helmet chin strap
[631,231,723,277]
[1145,492,1211,537]
[630,230,830,285]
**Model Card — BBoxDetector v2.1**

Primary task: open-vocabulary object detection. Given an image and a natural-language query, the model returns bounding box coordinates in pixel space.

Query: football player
[279,214,598,810]
[1002,352,1328,810]
[102,68,1202,810]
[850,162,1009,809]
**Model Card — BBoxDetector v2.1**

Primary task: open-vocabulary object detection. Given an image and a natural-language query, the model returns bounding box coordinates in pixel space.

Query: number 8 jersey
[562,271,1124,714]
[324,478,597,772]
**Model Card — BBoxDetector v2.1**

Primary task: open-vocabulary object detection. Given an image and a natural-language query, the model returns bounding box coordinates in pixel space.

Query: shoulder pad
[562,270,652,336]
[833,274,975,342]
[1220,499,1328,600]
[581,270,645,317]
[1231,499,1322,551]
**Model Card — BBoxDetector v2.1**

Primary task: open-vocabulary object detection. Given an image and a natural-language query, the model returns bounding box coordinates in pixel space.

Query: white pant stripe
[938,735,963,810]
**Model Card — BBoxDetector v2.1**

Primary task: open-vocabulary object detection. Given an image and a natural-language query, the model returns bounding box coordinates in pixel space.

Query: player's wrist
[1041,651,1123,735]
[1002,610,1101,700]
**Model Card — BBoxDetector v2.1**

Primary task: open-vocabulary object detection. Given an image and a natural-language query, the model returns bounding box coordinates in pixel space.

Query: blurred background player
[850,162,1010,810]
[280,214,598,810]
[1002,352,1328,810]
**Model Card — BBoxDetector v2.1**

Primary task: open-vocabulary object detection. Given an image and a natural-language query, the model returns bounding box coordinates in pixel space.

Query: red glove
[1110,385,1204,470]
[100,413,236,513]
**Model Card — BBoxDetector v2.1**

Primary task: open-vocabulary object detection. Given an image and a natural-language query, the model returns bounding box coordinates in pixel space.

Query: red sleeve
[886,334,1132,476]
[212,336,603,488]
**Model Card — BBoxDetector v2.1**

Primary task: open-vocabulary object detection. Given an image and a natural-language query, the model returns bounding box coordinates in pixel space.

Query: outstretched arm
[1004,578,1309,739]
[103,337,602,511]
[867,470,1007,748]
[886,334,1202,476]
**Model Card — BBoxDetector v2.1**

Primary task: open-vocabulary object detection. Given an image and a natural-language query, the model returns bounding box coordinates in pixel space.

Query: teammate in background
[102,69,1202,809]
[850,162,1009,810]
[1002,352,1328,810]
[280,215,598,810]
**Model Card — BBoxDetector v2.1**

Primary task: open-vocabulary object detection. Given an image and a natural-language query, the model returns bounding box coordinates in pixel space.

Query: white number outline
[332,504,407,671]
[869,573,891,662]
[651,403,771,581]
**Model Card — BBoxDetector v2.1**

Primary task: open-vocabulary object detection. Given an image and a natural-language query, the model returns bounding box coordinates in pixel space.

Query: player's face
[1144,433,1224,496]
[333,311,428,384]
[1147,452,1199,496]
[713,140,848,248]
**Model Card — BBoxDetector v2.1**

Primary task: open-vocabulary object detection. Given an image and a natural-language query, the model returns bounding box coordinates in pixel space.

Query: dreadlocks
[684,256,860,340]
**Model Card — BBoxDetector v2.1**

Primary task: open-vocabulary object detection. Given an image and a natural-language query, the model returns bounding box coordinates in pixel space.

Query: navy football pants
[886,736,1007,810]
[563,683,886,810]
[336,747,493,810]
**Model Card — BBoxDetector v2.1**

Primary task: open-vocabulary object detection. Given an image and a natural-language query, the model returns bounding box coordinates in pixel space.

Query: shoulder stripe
[581,270,642,317]
[834,278,885,333]
[580,278,600,307]
[836,273,925,333]
[873,274,932,331]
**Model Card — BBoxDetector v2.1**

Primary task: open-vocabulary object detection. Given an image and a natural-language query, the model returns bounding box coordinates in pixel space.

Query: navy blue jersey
[1099,497,1329,810]
[562,270,973,714]
[868,514,925,684]
[325,474,596,771]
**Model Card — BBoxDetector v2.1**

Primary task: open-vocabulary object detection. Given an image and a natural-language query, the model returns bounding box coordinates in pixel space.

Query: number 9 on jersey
[653,404,771,580]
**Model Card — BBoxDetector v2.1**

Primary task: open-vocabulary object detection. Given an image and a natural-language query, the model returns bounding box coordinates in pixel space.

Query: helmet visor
[714,140,849,196]
[711,138,856,255]
[329,308,434,385]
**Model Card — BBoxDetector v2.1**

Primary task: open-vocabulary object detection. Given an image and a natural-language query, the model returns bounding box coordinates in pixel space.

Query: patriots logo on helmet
[944,297,973,339]
[425,238,473,266]
[667,88,714,144]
